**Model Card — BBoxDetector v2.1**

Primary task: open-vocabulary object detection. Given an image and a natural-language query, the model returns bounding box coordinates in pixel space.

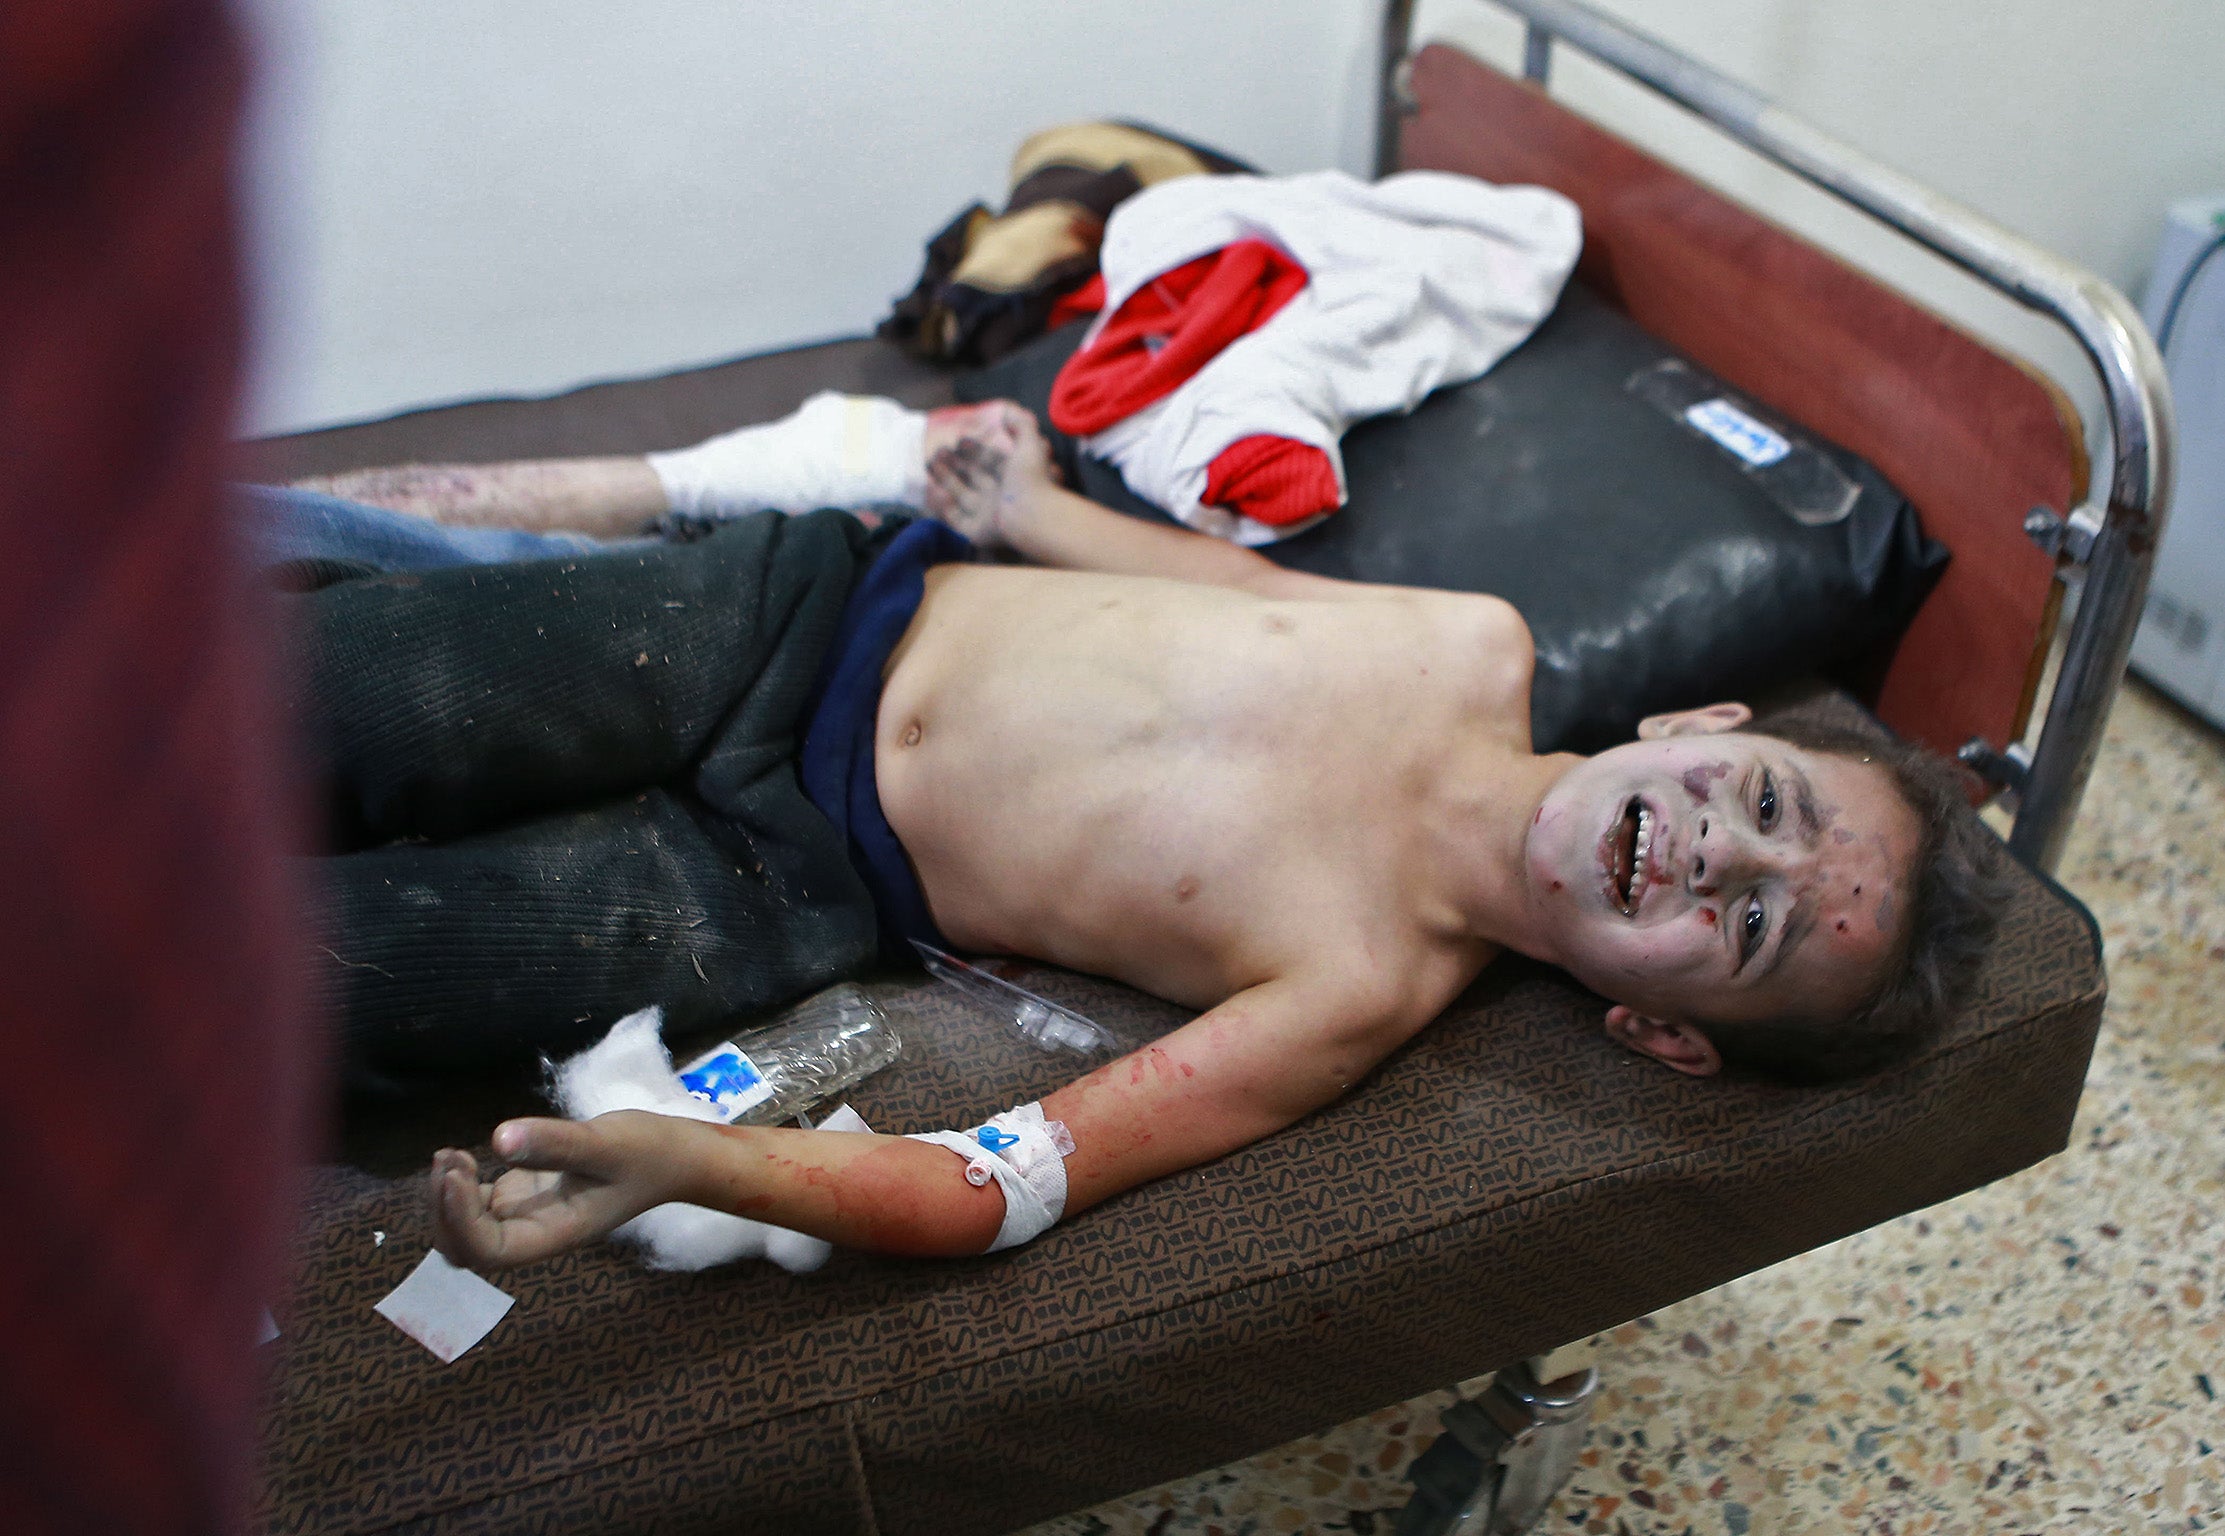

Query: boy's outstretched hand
[429,1111,683,1272]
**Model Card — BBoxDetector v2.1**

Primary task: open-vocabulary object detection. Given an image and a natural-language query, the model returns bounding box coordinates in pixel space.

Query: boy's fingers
[927,447,980,492]
[489,1116,605,1172]
[486,1167,568,1220]
[426,1153,474,1231]
[429,1164,490,1265]
[431,1146,478,1181]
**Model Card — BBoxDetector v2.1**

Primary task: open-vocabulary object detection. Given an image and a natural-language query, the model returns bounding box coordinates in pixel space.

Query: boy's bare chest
[879,577,1518,1003]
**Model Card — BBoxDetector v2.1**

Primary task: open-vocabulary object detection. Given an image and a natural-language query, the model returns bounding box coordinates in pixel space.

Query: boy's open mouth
[1611,796,1654,914]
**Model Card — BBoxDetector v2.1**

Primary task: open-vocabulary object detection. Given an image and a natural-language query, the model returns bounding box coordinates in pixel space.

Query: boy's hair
[1698,718,2017,1084]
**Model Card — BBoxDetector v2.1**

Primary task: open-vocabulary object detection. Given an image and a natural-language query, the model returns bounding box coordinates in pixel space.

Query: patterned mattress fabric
[258,805,2101,1535]
[247,343,2106,1535]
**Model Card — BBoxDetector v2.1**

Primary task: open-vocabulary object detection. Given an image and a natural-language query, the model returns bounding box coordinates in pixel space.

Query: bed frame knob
[1960,736,2033,799]
[2025,503,2102,566]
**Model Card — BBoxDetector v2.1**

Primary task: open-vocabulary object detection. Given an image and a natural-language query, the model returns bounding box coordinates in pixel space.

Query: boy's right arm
[429,1113,1011,1268]
[429,973,1423,1272]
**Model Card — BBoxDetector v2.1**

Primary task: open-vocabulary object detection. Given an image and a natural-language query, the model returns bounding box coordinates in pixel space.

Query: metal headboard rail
[1379,0,2176,874]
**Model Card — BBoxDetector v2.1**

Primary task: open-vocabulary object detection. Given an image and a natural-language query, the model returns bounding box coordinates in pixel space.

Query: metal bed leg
[1395,1352,1600,1535]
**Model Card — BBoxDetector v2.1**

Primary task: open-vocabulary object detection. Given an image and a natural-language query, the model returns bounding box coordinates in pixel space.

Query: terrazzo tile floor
[1021,678,2224,1536]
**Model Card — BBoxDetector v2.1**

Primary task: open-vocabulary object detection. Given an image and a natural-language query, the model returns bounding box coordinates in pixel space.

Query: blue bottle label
[678,1044,774,1122]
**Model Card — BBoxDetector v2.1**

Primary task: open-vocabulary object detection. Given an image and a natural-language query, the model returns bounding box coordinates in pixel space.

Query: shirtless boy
[281,398,2002,1272]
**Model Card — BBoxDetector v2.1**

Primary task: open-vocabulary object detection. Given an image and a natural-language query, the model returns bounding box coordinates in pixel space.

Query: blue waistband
[798,517,974,955]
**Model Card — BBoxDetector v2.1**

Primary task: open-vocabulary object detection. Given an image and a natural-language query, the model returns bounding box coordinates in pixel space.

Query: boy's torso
[875,562,1534,1017]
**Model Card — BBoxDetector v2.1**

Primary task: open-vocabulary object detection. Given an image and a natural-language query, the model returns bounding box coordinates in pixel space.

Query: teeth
[1616,802,1655,913]
[1614,799,1642,912]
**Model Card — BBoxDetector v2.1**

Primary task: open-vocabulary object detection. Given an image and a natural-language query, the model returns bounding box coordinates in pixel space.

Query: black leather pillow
[957,281,1945,752]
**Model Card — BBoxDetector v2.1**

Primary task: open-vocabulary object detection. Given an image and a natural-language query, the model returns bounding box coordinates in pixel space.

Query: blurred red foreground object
[0,3,316,1532]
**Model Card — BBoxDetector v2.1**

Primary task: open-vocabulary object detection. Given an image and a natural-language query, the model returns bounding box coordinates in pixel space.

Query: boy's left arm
[289,457,668,537]
[429,976,1421,1271]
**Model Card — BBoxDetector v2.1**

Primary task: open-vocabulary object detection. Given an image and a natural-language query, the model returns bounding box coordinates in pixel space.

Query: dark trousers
[288,510,883,1093]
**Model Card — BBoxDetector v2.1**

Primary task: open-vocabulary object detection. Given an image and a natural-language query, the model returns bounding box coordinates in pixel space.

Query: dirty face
[1525,729,1920,1028]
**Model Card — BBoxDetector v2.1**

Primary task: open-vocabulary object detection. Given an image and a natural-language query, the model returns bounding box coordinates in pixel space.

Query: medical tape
[908,1101,1075,1252]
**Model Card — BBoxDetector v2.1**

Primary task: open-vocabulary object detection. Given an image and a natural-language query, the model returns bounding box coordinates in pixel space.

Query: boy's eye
[1741,898,1767,960]
[1757,769,1780,833]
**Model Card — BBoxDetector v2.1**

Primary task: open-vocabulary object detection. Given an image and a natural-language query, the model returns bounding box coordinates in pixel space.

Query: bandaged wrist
[908,1101,1075,1252]
[645,391,927,518]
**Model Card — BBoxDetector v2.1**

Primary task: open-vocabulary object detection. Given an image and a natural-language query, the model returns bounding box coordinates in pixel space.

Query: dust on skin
[1870,830,1902,936]
[1790,775,1904,955]
[295,463,484,517]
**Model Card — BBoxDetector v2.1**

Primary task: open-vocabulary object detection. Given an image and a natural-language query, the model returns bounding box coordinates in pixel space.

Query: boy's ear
[1635,702,1752,740]
[1603,1005,1723,1077]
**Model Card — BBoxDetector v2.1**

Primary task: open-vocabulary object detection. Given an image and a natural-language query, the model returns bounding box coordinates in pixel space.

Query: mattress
[243,333,2104,1536]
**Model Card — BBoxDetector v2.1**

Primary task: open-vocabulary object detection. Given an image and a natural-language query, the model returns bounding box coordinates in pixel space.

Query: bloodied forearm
[429,1112,1007,1270]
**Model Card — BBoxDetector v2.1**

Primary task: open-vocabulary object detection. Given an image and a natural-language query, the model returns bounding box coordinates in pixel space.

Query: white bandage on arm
[908,1101,1075,1252]
[645,391,928,518]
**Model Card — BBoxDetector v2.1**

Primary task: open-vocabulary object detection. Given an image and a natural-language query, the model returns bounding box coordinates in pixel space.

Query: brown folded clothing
[879,120,1253,367]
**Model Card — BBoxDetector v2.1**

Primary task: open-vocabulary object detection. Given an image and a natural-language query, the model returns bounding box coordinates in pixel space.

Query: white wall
[1412,0,2225,467]
[238,1,1379,434]
[242,1,2225,442]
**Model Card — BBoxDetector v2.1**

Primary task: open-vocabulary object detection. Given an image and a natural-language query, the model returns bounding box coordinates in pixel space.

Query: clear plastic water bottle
[675,983,902,1126]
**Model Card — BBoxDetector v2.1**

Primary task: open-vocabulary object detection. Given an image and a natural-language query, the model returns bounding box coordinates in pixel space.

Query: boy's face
[1523,706,1920,1073]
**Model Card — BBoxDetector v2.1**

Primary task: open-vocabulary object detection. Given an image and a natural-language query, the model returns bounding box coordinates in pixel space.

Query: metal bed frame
[1376,0,2175,878]
[1369,4,2171,1527]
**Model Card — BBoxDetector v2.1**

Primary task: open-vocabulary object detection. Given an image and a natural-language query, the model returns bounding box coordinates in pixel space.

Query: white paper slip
[374,1250,516,1363]
[816,1102,870,1135]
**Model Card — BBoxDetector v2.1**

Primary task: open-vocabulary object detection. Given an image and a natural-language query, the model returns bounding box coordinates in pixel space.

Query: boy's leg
[323,789,877,1093]
[289,509,869,848]
[299,508,887,1087]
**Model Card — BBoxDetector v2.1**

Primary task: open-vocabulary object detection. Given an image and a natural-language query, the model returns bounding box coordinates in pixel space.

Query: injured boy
[270,394,2004,1272]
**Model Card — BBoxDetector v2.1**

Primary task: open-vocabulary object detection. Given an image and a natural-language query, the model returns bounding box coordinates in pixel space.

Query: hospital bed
[241,3,2170,1531]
